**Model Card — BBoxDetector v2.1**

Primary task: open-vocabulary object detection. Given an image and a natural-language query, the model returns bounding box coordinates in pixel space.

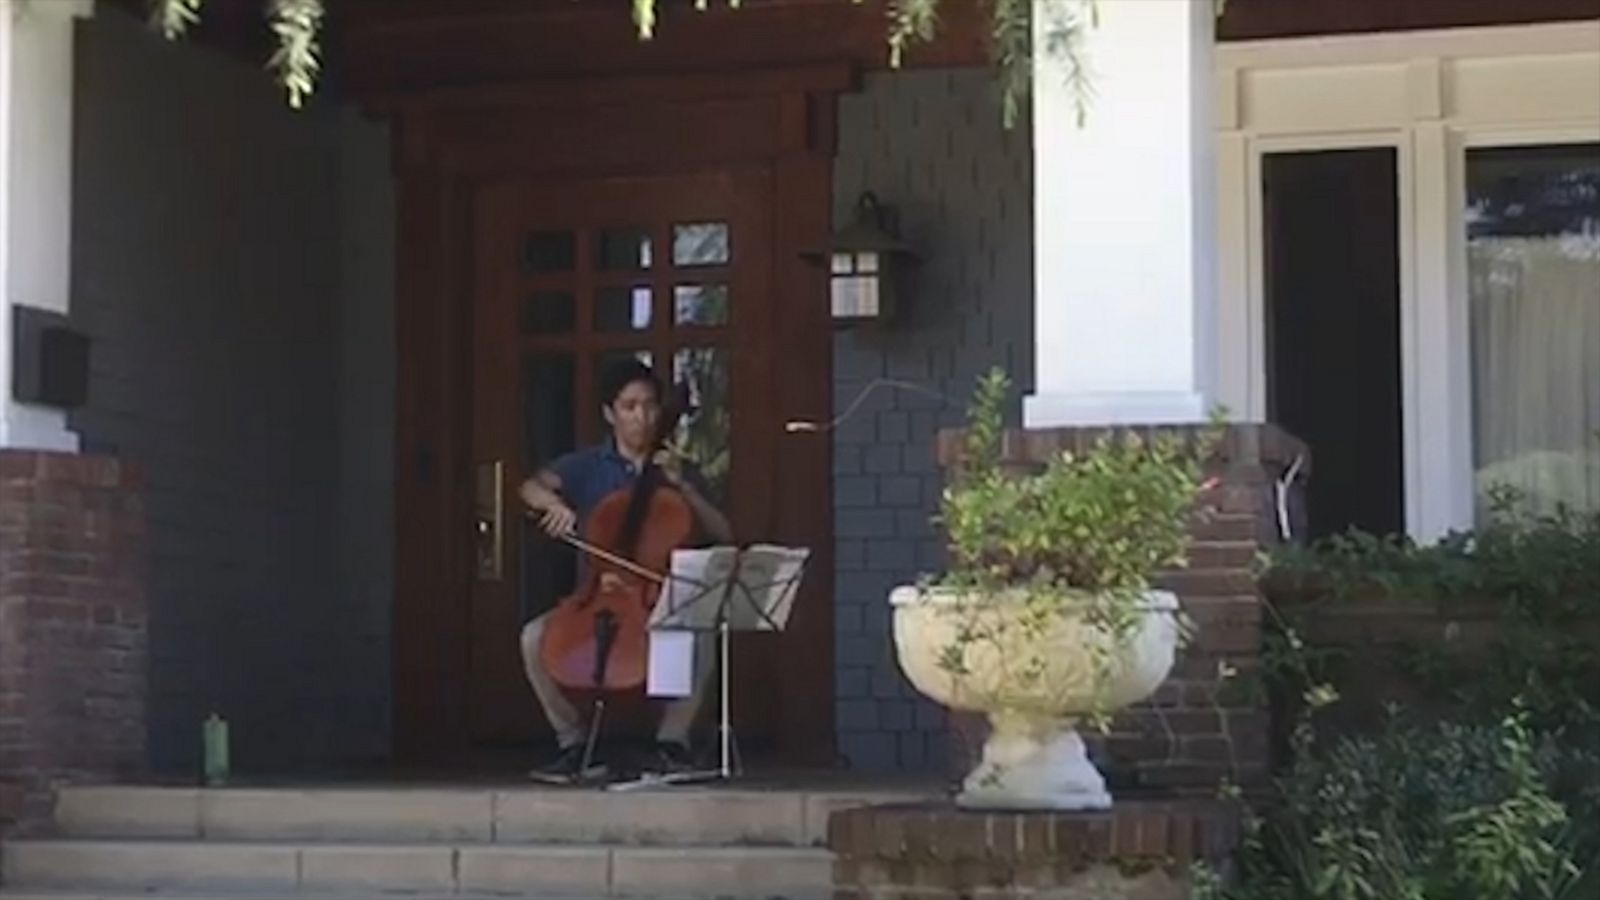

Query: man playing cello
[518,359,734,783]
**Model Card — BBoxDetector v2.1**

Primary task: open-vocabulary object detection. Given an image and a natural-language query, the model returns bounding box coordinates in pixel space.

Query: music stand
[608,543,808,791]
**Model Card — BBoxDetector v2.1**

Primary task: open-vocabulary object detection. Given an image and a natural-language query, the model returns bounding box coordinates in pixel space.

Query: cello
[536,403,698,693]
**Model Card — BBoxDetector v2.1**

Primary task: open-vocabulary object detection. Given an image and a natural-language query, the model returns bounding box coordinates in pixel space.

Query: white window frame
[1240,131,1418,531]
[1215,20,1600,541]
[1450,124,1600,525]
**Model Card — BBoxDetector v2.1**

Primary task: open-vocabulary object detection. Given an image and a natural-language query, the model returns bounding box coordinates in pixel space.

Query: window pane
[1466,143,1600,520]
[595,285,652,332]
[674,283,730,326]
[521,291,575,335]
[521,352,577,618]
[673,223,730,267]
[672,347,731,505]
[523,354,576,480]
[597,227,652,271]
[524,231,575,273]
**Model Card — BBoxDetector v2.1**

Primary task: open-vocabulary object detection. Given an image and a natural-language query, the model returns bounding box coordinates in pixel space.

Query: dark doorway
[1263,148,1405,539]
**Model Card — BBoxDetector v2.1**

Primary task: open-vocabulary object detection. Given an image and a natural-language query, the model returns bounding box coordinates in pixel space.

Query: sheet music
[646,630,696,698]
[653,544,810,631]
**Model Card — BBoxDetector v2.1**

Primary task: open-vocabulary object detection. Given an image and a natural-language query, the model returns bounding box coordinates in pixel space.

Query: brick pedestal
[935,424,1307,794]
[830,800,1241,900]
[0,450,146,832]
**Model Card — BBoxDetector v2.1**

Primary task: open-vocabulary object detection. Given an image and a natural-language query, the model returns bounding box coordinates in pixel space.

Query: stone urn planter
[891,585,1181,811]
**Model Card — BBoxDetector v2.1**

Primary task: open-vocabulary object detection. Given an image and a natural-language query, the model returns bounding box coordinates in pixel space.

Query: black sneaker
[529,743,607,784]
[649,740,695,775]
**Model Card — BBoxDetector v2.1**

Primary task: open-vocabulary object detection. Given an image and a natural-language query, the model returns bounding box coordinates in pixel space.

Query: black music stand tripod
[608,544,807,791]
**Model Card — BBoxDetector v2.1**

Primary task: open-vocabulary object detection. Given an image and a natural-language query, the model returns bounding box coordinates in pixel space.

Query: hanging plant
[150,0,321,109]
[149,1,1229,122]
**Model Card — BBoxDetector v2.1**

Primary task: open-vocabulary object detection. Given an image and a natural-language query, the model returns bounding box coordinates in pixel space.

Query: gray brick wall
[67,11,393,775]
[831,68,1034,772]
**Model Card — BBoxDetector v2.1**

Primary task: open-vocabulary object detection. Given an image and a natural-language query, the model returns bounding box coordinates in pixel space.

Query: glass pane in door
[524,231,576,273]
[674,283,729,326]
[671,346,731,505]
[672,222,730,267]
[595,285,653,332]
[522,352,577,619]
[522,290,576,335]
[597,227,653,271]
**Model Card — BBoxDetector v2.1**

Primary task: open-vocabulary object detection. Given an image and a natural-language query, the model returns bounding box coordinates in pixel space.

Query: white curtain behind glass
[1468,235,1600,519]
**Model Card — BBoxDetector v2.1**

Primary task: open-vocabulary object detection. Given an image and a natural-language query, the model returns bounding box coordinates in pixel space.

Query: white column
[1025,0,1217,427]
[0,0,92,451]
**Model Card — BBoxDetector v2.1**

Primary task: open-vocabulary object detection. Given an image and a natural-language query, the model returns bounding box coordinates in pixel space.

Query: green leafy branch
[149,0,320,109]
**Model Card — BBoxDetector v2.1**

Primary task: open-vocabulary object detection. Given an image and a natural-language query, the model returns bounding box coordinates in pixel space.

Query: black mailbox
[11,305,89,409]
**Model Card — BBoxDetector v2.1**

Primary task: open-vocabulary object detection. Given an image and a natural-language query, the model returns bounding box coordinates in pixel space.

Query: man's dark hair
[600,358,661,407]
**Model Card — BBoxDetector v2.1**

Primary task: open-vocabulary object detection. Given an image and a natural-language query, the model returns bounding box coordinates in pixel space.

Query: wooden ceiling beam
[364,62,858,116]
[331,0,990,102]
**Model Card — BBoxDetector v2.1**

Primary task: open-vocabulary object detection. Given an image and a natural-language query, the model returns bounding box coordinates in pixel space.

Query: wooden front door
[388,71,842,767]
[467,169,798,749]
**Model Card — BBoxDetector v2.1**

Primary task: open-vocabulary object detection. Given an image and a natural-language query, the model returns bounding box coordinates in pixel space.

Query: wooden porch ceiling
[101,0,1600,109]
[330,0,989,101]
[331,0,1599,105]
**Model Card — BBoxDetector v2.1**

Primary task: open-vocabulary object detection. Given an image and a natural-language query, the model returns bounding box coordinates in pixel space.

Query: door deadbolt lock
[475,460,503,581]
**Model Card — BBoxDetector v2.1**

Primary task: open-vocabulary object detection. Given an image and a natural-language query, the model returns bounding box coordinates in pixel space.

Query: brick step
[1155,567,1259,598]
[1184,539,1260,570]
[52,784,923,847]
[1188,513,1261,542]
[0,839,831,900]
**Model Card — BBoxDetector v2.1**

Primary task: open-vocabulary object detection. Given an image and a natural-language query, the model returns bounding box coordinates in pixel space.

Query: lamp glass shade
[830,274,880,319]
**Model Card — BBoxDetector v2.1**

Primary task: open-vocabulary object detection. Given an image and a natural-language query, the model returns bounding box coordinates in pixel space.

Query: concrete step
[1,839,832,900]
[52,784,927,847]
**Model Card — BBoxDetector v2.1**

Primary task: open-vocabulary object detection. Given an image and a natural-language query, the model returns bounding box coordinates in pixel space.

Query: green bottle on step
[203,713,230,786]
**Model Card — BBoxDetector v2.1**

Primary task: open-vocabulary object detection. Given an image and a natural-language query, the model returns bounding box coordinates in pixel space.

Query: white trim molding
[0,0,92,450]
[1213,19,1600,541]
[1026,0,1218,429]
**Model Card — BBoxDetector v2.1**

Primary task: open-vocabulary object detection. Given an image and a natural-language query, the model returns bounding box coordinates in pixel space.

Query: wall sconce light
[804,191,917,327]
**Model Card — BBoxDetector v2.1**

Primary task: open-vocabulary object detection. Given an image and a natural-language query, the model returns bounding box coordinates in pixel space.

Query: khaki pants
[520,610,716,749]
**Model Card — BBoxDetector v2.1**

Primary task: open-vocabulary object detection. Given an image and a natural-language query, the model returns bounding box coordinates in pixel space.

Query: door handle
[475,460,504,581]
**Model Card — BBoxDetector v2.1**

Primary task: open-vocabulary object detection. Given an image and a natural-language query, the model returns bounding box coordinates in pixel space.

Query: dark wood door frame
[468,168,778,745]
[386,68,846,767]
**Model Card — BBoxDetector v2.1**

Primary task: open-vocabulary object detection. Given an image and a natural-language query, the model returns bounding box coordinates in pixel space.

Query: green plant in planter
[926,367,1223,726]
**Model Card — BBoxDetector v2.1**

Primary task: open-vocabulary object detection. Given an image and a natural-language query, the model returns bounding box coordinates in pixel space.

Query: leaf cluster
[1263,488,1600,740]
[1195,712,1599,900]
[938,367,1221,601]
